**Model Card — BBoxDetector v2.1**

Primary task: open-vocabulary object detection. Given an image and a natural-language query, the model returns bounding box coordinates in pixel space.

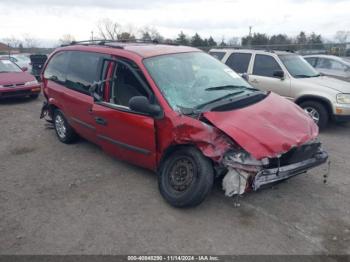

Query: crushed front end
[221,140,328,197]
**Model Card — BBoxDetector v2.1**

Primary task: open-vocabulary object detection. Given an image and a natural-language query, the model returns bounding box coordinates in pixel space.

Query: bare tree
[23,34,38,48]
[335,31,350,43]
[139,26,164,42]
[97,18,121,40]
[59,34,76,45]
[2,36,22,49]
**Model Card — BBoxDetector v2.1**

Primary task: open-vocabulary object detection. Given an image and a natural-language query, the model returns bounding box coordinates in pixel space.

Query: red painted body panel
[0,72,36,85]
[92,104,157,170]
[203,92,319,160]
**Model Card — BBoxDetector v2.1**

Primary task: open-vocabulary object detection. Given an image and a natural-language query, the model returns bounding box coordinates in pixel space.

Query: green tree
[190,33,204,47]
[207,36,217,46]
[176,31,190,45]
[296,31,308,45]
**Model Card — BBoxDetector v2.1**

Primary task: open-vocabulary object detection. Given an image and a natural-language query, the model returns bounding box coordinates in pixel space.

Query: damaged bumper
[252,149,328,190]
[222,141,329,196]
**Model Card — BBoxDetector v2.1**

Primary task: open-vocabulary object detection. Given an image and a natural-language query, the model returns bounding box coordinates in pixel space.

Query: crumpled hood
[301,76,350,93]
[203,92,319,160]
[0,72,35,86]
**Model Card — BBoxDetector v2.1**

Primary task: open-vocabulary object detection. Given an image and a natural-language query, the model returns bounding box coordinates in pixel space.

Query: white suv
[209,49,350,128]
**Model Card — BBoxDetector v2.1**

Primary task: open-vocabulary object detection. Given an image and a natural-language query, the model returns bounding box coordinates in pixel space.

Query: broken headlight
[223,150,269,172]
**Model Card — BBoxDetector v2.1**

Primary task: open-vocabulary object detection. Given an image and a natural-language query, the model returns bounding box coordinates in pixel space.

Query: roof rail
[60,39,160,48]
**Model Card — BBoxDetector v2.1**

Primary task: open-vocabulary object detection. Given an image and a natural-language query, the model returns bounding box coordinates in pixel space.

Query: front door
[92,58,157,170]
[249,54,291,98]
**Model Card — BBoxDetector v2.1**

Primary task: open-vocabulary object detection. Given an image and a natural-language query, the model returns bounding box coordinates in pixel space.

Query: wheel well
[295,96,333,117]
[157,143,222,176]
[48,104,59,118]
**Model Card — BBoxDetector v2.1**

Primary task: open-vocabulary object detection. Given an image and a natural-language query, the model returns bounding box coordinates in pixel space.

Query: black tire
[53,109,78,144]
[300,101,329,129]
[158,147,214,208]
[30,93,39,99]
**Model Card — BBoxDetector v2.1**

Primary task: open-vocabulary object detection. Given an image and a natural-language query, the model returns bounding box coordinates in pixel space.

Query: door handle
[95,117,107,126]
[251,79,259,84]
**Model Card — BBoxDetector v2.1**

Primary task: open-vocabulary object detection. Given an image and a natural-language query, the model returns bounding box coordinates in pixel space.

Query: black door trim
[97,134,150,155]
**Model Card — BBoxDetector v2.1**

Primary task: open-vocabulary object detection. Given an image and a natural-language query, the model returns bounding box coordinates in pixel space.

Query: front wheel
[158,147,214,208]
[300,101,329,129]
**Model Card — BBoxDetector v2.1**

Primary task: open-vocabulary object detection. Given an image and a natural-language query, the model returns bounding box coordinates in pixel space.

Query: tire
[300,101,329,129]
[30,93,39,99]
[53,109,78,144]
[158,147,214,208]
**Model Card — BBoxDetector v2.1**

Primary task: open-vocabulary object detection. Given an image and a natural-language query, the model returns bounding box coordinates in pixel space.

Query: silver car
[304,55,350,82]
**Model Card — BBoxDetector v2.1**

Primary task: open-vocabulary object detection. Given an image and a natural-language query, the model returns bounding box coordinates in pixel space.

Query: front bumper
[333,103,350,121]
[253,150,328,191]
[0,85,41,98]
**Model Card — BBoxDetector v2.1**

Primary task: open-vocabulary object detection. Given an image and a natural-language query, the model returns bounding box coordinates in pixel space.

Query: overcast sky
[0,0,349,46]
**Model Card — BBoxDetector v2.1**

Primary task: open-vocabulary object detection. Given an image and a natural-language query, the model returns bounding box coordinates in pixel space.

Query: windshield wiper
[205,85,254,91]
[196,91,245,109]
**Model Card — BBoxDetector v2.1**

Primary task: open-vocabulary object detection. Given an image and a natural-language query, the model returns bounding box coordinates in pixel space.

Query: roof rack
[60,39,160,48]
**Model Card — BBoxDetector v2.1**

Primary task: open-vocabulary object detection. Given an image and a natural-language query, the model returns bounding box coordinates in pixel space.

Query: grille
[267,142,321,168]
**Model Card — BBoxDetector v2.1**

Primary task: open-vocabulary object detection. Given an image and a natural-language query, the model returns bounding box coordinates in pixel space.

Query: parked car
[0,58,40,99]
[40,42,328,207]
[210,49,350,128]
[304,55,350,82]
[7,54,32,73]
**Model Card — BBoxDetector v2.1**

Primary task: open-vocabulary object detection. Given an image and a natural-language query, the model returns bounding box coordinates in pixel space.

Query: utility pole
[248,26,253,48]
[91,31,94,41]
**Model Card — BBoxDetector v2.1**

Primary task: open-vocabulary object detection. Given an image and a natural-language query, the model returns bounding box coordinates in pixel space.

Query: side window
[65,51,102,95]
[304,57,317,67]
[209,51,226,60]
[109,60,149,107]
[253,54,282,77]
[225,53,252,73]
[44,52,69,82]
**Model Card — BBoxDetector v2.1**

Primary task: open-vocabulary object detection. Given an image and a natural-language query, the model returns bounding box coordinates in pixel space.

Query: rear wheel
[300,101,329,129]
[158,147,214,208]
[53,109,78,144]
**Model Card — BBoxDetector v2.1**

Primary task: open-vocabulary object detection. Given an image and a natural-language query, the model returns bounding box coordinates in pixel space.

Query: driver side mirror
[21,67,28,72]
[129,96,161,117]
[241,73,249,82]
[273,70,285,79]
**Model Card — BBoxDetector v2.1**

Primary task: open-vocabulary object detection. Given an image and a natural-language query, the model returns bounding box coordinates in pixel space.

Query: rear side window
[65,51,103,94]
[225,53,252,73]
[253,54,282,77]
[304,57,317,67]
[44,52,70,83]
[209,51,226,60]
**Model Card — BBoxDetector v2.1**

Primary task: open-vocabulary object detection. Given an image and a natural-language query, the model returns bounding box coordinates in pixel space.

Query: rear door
[92,58,157,170]
[44,51,106,143]
[249,54,291,97]
[224,52,252,75]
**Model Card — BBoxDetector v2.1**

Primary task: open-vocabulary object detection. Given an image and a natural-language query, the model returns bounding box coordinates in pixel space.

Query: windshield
[279,54,320,78]
[144,52,256,110]
[13,55,30,62]
[0,60,22,73]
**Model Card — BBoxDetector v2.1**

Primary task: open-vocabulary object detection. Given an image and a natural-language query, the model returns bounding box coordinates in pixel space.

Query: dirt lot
[0,96,349,255]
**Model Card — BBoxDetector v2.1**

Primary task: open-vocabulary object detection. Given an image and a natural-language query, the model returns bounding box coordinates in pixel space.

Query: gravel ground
[0,95,349,255]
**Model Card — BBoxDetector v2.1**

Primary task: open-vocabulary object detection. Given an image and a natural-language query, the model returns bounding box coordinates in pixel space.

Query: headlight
[336,93,350,104]
[25,80,38,86]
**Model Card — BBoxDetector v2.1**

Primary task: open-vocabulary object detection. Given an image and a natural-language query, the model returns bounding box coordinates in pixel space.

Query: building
[0,42,10,54]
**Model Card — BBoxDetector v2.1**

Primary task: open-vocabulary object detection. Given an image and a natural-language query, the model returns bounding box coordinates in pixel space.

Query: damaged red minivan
[40,41,328,207]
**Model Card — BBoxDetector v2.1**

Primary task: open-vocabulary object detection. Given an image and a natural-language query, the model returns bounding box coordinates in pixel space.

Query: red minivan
[40,41,328,207]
